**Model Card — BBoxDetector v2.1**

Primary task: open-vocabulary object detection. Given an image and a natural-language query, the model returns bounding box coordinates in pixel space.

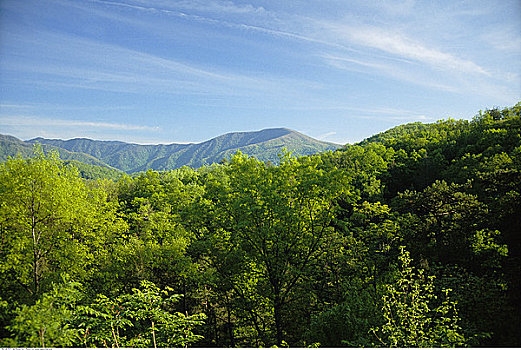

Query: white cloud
[322,53,462,94]
[317,131,337,140]
[66,0,495,92]
[161,0,267,15]
[0,115,159,131]
[322,54,390,71]
[119,1,501,98]
[351,113,435,123]
[326,24,489,76]
[481,27,521,53]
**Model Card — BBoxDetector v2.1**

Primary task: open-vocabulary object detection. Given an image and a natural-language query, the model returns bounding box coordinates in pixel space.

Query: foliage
[6,275,83,347]
[4,277,205,348]
[78,280,205,348]
[192,151,348,346]
[63,160,124,180]
[372,247,467,347]
[307,280,382,347]
[0,147,97,299]
[0,103,520,347]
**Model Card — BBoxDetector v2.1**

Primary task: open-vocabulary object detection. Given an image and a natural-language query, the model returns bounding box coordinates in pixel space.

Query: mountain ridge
[2,128,339,173]
[28,127,297,147]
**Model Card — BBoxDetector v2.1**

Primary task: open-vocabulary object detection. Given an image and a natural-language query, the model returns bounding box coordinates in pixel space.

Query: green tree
[0,147,128,305]
[103,169,198,297]
[198,152,348,345]
[6,275,83,347]
[124,280,206,347]
[393,180,499,270]
[79,280,205,348]
[0,148,93,299]
[307,279,381,347]
[372,247,467,347]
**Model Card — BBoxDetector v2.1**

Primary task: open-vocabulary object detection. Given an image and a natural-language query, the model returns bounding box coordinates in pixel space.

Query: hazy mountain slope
[27,137,188,171]
[0,134,116,169]
[203,129,339,167]
[27,128,339,172]
[0,134,34,160]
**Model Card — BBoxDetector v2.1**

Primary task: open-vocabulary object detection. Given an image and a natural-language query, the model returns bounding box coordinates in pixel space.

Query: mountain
[1,134,117,168]
[0,134,34,159]
[1,128,339,173]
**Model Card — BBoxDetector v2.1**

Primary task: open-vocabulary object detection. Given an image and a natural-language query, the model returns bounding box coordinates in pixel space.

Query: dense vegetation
[0,103,520,347]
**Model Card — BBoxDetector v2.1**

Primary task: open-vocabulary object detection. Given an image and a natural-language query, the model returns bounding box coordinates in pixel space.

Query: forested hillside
[25,128,339,172]
[0,134,118,170]
[0,103,520,347]
[2,128,338,173]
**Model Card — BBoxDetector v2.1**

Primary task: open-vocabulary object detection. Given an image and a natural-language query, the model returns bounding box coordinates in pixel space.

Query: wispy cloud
[1,25,326,101]
[3,30,237,80]
[322,23,489,76]
[322,54,462,94]
[0,115,159,131]
[481,26,521,53]
[59,0,501,98]
[120,0,502,99]
[0,102,133,112]
[129,0,490,77]
[322,54,390,71]
[91,0,267,15]
[86,0,350,52]
[317,131,337,140]
[139,0,267,15]
[350,113,435,123]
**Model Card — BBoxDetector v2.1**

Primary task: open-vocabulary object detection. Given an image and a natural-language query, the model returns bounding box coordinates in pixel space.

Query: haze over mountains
[0,128,339,173]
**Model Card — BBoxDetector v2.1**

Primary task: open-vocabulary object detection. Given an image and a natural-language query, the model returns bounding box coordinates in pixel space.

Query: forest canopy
[0,103,520,347]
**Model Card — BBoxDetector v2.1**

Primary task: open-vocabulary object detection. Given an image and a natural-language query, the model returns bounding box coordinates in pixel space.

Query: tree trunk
[152,320,157,348]
[111,322,119,348]
[39,326,45,347]
[31,223,40,297]
[227,304,235,347]
[274,295,283,346]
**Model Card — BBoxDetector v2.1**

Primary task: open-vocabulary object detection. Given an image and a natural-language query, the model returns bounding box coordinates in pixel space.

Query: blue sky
[1,0,520,145]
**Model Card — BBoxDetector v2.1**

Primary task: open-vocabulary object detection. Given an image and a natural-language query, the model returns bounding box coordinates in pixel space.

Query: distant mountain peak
[5,128,339,173]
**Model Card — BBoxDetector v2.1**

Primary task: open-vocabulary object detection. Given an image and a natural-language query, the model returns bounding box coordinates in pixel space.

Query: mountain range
[0,128,339,173]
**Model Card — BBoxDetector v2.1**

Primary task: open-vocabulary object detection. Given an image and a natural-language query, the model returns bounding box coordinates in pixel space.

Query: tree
[307,279,381,347]
[104,169,198,298]
[78,280,205,348]
[0,147,96,300]
[372,247,468,347]
[199,152,348,345]
[6,275,83,347]
[393,180,495,269]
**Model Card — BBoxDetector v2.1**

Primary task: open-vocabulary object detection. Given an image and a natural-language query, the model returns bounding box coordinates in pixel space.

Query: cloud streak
[0,115,159,131]
[333,25,489,75]
[104,0,500,97]
[55,0,506,100]
[123,0,490,75]
[1,24,328,102]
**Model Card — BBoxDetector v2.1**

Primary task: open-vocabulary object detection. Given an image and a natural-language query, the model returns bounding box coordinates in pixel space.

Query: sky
[0,0,520,145]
